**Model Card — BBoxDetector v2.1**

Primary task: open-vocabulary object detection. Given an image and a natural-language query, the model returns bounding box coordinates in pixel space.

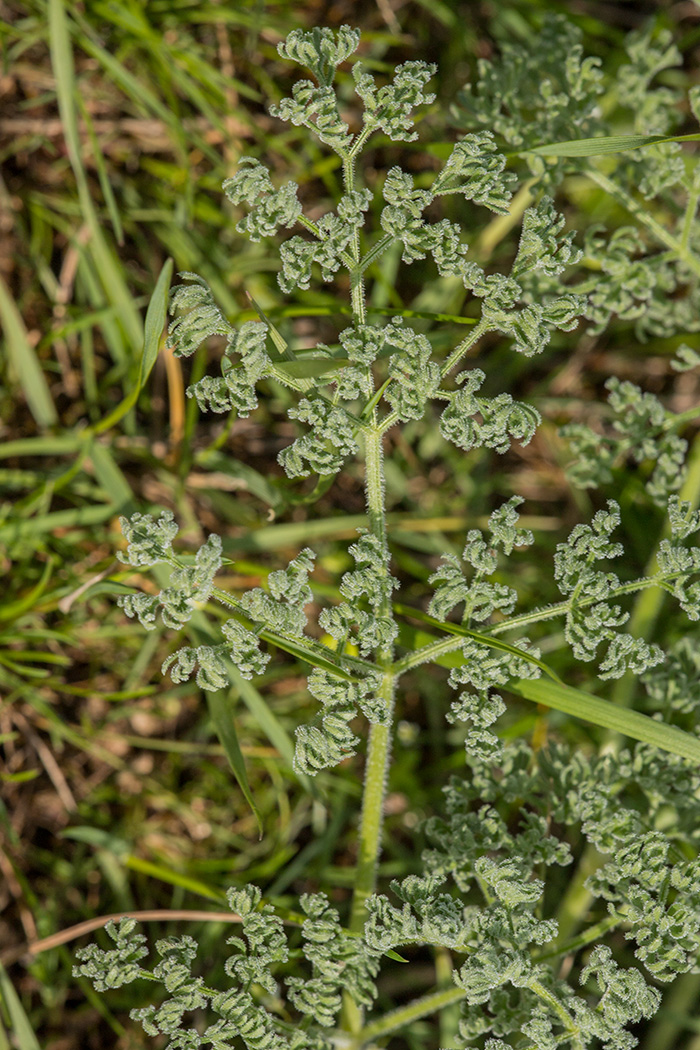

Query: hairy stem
[585,167,700,281]
[352,985,467,1047]
[440,319,489,378]
[347,427,396,934]
[341,145,396,1033]
[390,557,700,678]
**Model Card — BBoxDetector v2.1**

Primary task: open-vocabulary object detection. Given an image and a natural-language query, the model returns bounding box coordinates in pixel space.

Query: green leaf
[0,962,41,1050]
[77,93,124,245]
[0,558,53,622]
[49,0,142,358]
[0,504,119,546]
[207,687,263,837]
[227,663,297,774]
[392,602,563,683]
[258,631,368,683]
[76,580,139,603]
[86,439,135,510]
[124,854,226,902]
[246,290,290,358]
[510,678,700,763]
[93,258,173,434]
[61,826,130,855]
[0,275,58,427]
[522,132,700,158]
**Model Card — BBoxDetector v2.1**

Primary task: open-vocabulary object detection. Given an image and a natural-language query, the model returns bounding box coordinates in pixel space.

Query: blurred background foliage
[1,0,700,1047]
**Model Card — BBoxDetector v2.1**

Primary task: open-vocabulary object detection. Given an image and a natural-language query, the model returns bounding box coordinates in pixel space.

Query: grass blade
[0,962,41,1050]
[511,678,700,763]
[392,602,563,683]
[93,258,173,434]
[49,0,143,356]
[77,95,124,245]
[522,132,700,158]
[85,439,135,511]
[207,687,262,837]
[0,505,120,545]
[246,291,291,359]
[0,275,57,427]
[227,663,311,796]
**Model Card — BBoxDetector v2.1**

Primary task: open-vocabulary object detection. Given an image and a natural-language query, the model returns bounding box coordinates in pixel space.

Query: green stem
[340,141,396,1035]
[527,977,579,1035]
[347,431,396,935]
[663,404,700,431]
[680,188,700,253]
[352,985,467,1047]
[343,155,367,325]
[390,569,692,678]
[360,233,395,275]
[534,911,623,963]
[585,167,700,281]
[440,319,489,378]
[348,120,377,161]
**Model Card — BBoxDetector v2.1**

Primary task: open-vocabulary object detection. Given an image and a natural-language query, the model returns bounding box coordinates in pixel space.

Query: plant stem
[380,320,489,434]
[360,233,395,275]
[533,911,623,963]
[347,427,396,932]
[440,319,489,378]
[343,154,367,324]
[390,569,689,678]
[352,985,467,1047]
[527,977,579,1035]
[585,167,700,280]
[341,143,396,1035]
[680,187,700,253]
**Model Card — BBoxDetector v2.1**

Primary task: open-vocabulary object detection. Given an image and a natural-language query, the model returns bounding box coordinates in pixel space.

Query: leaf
[392,602,563,683]
[86,439,135,510]
[246,290,290,358]
[207,687,263,837]
[0,275,57,427]
[61,826,130,855]
[140,258,175,384]
[93,258,173,434]
[258,631,367,683]
[0,962,42,1050]
[49,0,142,358]
[124,854,226,902]
[226,662,313,796]
[522,132,700,158]
[48,0,82,176]
[77,93,124,244]
[510,678,700,763]
[72,580,139,602]
[0,504,119,546]
[0,559,54,622]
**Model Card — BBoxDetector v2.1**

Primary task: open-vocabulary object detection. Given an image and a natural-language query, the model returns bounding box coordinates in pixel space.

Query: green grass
[2,1,700,1047]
